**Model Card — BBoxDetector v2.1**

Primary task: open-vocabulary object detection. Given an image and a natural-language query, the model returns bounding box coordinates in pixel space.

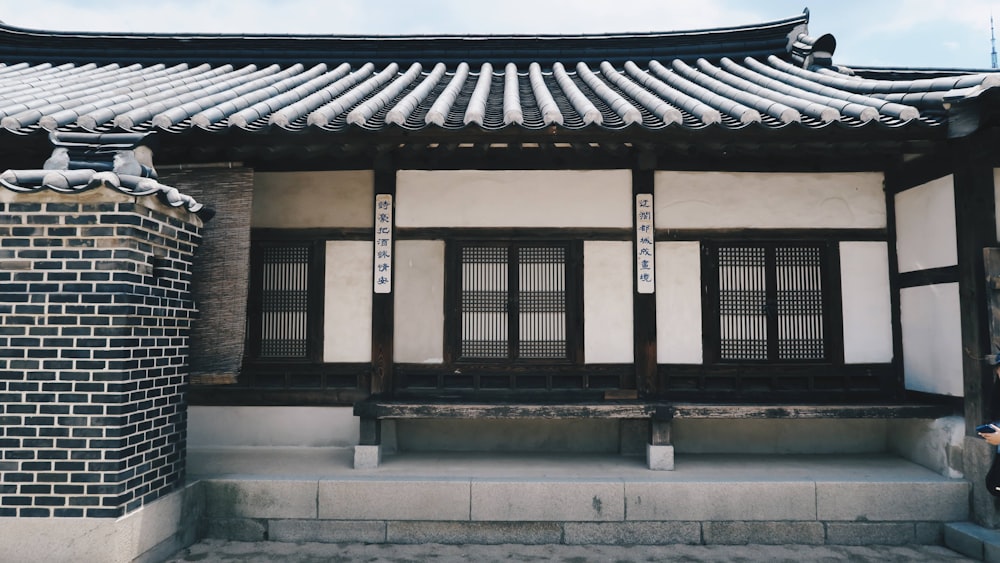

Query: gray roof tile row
[0,54,971,136]
[0,12,991,139]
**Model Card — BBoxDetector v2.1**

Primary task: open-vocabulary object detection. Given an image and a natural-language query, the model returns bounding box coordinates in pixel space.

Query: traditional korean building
[3,7,1000,560]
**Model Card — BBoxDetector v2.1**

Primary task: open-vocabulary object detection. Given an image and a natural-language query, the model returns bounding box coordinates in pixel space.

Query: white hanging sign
[374,194,393,294]
[635,193,655,294]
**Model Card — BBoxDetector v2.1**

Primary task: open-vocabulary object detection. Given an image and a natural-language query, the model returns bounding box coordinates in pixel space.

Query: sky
[0,0,999,69]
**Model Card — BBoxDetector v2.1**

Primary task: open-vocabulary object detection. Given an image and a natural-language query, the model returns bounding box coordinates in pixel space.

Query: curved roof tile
[0,12,991,139]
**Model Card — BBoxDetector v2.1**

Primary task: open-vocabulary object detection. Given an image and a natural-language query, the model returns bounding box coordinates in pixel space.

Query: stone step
[946,522,1000,561]
[188,449,970,545]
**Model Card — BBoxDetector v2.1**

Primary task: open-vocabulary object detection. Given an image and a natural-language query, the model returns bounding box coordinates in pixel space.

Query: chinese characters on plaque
[635,193,655,294]
[374,194,393,294]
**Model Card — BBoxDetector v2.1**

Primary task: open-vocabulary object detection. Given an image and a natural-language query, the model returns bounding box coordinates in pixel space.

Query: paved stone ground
[164,539,976,562]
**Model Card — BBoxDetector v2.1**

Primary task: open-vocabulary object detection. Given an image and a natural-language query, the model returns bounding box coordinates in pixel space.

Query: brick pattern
[0,188,202,517]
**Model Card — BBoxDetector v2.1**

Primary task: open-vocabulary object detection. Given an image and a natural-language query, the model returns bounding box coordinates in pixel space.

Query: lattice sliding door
[712,243,829,363]
[245,241,320,362]
[775,246,826,361]
[457,243,569,362]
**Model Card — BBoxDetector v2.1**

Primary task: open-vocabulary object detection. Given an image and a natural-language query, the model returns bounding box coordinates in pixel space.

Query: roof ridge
[0,12,809,42]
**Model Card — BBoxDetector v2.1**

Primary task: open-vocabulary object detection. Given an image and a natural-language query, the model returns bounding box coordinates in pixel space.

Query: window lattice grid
[259,244,310,358]
[715,244,827,362]
[457,244,569,361]
[718,246,767,361]
[775,246,826,361]
[518,246,567,359]
[460,246,510,359]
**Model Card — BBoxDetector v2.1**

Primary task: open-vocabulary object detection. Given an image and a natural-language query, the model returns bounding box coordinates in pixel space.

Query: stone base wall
[0,186,202,517]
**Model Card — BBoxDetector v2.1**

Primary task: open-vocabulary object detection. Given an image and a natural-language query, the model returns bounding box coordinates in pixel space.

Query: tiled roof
[0,10,993,139]
[0,131,209,216]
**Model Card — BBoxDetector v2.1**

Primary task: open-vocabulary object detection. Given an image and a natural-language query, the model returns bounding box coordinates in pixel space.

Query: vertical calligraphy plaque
[374,194,393,294]
[635,193,655,294]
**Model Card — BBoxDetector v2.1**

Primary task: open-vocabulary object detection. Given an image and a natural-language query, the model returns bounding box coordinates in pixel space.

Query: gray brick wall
[0,188,203,517]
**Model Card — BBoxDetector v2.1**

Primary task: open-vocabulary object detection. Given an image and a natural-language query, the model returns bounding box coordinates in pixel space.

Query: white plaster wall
[583,241,633,363]
[895,175,957,273]
[324,241,372,362]
[839,241,893,363]
[394,240,445,363]
[187,406,359,447]
[251,170,373,228]
[395,170,631,228]
[653,171,885,229]
[900,283,964,397]
[656,241,703,363]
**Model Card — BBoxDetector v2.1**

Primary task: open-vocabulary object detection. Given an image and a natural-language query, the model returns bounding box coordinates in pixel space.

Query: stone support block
[647,444,674,470]
[354,445,382,469]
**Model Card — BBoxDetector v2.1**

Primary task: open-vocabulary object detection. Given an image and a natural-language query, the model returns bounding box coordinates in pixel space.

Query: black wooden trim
[656,363,897,402]
[371,157,395,397]
[397,227,632,241]
[656,228,887,242]
[897,266,961,288]
[244,240,265,360]
[308,239,326,363]
[189,388,368,406]
[825,241,846,365]
[952,146,997,433]
[633,167,656,396]
[252,227,372,241]
[394,362,628,398]
[884,180,905,399]
[353,399,956,420]
[884,151,953,195]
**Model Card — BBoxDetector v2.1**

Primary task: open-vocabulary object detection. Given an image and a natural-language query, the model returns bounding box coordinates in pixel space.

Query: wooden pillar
[371,156,395,397]
[633,159,658,397]
[953,144,997,434]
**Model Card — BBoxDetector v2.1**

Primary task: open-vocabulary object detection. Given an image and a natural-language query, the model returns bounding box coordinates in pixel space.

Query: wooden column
[371,157,395,397]
[953,143,997,434]
[633,161,657,397]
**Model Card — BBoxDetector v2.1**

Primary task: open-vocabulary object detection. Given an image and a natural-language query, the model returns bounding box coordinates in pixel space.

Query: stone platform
[186,448,970,546]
